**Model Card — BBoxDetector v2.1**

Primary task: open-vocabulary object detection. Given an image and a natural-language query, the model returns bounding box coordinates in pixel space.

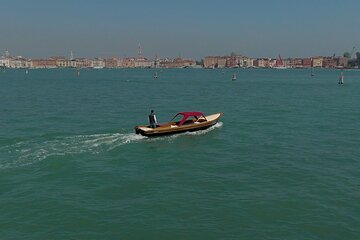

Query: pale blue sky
[1,0,359,59]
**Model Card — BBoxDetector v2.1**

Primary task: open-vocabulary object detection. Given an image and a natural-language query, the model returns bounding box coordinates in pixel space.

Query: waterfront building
[70,59,77,68]
[226,56,239,68]
[121,58,135,68]
[116,58,124,68]
[159,58,195,68]
[312,57,323,68]
[55,57,75,68]
[105,58,119,68]
[253,58,269,68]
[282,58,291,68]
[252,59,260,68]
[322,57,338,68]
[25,59,32,68]
[92,58,105,69]
[239,57,253,68]
[290,58,303,68]
[56,58,67,68]
[31,59,57,68]
[76,58,93,68]
[9,57,27,68]
[217,57,227,68]
[336,57,348,68]
[268,59,277,68]
[0,50,12,68]
[134,58,154,68]
[203,56,230,68]
[203,56,219,68]
[181,58,196,68]
[302,58,312,68]
[204,55,254,68]
[0,56,11,68]
[154,55,160,68]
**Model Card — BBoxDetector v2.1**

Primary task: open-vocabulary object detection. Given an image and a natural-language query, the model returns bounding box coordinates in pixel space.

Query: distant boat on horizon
[311,67,315,77]
[154,71,158,79]
[338,71,344,84]
[232,72,237,81]
[311,58,315,77]
[273,54,288,69]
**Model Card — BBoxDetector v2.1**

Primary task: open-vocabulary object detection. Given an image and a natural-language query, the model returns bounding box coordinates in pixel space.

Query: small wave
[0,132,146,169]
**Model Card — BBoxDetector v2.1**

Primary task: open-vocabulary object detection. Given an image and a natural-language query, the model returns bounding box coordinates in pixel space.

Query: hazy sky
[1,0,359,59]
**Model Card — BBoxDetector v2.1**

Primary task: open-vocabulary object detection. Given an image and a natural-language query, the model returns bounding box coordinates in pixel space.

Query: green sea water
[0,68,359,239]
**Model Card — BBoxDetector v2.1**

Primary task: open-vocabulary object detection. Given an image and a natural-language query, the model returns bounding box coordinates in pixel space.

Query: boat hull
[135,113,222,137]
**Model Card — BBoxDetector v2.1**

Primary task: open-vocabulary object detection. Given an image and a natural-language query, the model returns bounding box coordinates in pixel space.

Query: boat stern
[134,126,153,136]
[135,126,142,135]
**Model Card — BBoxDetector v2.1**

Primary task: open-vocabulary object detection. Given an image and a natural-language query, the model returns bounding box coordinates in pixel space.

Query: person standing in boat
[149,110,158,128]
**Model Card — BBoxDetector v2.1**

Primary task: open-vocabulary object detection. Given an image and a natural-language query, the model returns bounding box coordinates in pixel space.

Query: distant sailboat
[338,71,344,84]
[25,69,29,75]
[232,72,237,81]
[77,69,81,77]
[311,58,315,77]
[273,54,287,69]
[154,71,158,79]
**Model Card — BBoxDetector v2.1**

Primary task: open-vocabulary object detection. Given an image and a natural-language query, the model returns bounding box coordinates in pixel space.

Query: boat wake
[149,121,223,142]
[0,122,223,169]
[0,132,146,169]
[186,121,223,136]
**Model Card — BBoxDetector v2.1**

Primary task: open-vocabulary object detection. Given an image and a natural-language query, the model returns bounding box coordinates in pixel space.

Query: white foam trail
[0,132,146,169]
[186,122,223,136]
[148,122,223,142]
[0,123,223,169]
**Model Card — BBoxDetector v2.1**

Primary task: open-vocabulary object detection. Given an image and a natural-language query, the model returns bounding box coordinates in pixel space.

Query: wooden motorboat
[135,112,222,137]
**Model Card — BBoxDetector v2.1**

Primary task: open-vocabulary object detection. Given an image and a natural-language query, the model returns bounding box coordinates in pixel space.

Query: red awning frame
[170,112,207,126]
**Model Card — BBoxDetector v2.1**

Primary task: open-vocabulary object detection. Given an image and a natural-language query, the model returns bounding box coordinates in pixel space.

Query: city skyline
[1,0,360,59]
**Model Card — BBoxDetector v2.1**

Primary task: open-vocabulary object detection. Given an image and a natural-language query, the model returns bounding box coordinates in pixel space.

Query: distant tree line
[343,51,360,67]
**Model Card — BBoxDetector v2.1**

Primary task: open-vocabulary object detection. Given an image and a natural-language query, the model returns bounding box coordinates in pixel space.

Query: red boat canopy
[171,112,207,126]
